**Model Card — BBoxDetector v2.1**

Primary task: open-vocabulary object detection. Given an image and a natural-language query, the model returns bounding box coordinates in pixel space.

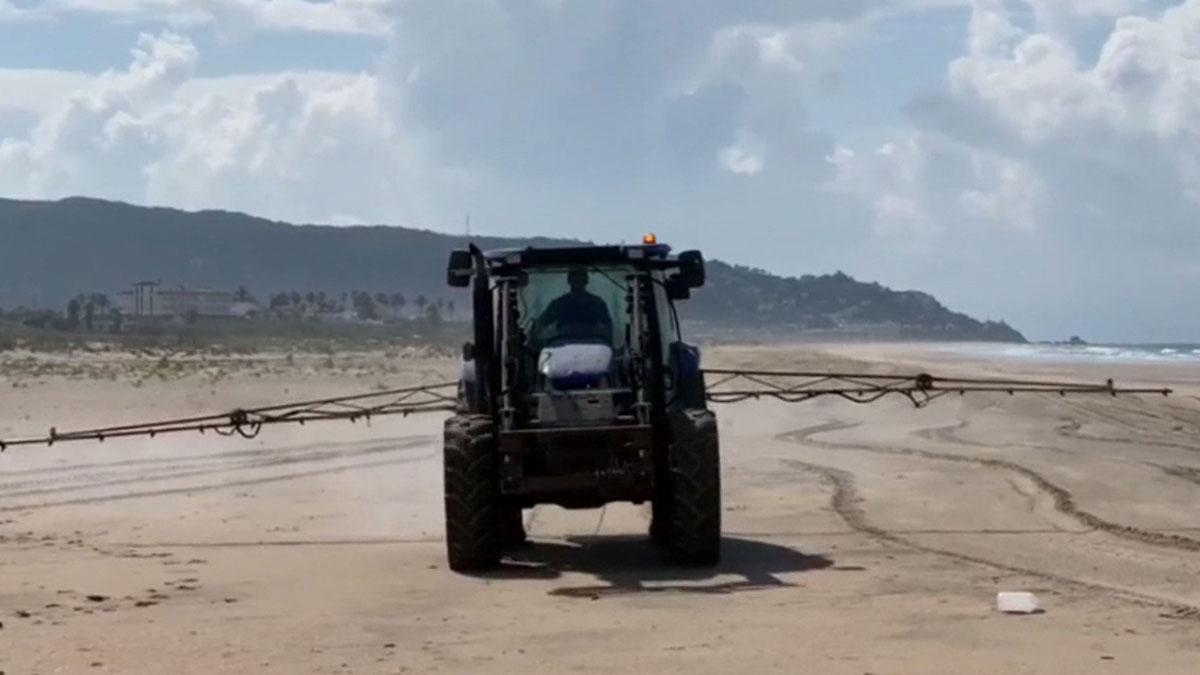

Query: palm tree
[352,291,378,321]
[415,294,427,317]
[66,296,81,329]
[390,292,406,320]
[424,301,443,328]
[374,292,390,320]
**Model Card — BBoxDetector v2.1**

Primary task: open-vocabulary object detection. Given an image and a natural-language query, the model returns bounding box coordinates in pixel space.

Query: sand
[2,343,1200,674]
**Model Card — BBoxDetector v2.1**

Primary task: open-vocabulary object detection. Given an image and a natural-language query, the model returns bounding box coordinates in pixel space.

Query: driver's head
[567,266,589,292]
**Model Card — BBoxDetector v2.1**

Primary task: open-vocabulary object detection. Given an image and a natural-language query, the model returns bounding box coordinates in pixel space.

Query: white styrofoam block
[997,591,1041,614]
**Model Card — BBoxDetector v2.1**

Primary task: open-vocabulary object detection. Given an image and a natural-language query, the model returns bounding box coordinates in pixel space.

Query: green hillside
[0,197,1024,342]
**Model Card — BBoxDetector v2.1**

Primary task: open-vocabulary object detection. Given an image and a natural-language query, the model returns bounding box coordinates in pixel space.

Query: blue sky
[2,0,1199,341]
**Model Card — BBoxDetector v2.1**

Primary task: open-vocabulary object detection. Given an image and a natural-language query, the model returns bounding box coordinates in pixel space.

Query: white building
[116,282,236,317]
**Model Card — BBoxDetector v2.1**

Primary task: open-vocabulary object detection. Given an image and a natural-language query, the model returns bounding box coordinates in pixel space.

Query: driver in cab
[534,266,613,344]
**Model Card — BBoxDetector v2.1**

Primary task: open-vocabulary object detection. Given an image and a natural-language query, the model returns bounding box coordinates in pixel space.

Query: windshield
[519,264,633,349]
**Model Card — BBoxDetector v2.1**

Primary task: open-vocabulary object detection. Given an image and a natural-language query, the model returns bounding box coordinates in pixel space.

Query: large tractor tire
[443,415,502,571]
[662,409,721,566]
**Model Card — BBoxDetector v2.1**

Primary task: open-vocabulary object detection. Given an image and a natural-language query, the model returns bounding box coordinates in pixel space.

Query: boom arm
[701,369,1172,408]
[0,382,458,451]
[0,370,1171,451]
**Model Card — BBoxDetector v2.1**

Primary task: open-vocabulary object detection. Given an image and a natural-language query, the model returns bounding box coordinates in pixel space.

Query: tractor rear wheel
[664,409,721,566]
[443,414,502,571]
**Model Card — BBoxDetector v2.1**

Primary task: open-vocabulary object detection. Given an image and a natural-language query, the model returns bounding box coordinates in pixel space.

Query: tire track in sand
[916,419,1071,455]
[0,445,435,513]
[1053,399,1200,454]
[0,438,430,500]
[1055,416,1200,454]
[1154,464,1200,487]
[921,419,1200,504]
[783,448,1200,618]
[0,435,426,483]
[780,421,1200,553]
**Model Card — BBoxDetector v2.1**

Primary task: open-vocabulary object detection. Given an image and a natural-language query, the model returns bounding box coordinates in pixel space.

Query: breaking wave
[936,343,1200,364]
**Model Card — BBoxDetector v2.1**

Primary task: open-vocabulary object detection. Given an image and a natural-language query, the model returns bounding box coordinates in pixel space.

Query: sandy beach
[2,343,1200,674]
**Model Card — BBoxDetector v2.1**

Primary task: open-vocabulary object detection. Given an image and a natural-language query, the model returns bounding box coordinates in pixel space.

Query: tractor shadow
[481,535,833,597]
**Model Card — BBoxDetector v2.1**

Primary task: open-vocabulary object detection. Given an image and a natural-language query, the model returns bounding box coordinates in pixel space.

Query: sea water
[934,343,1200,364]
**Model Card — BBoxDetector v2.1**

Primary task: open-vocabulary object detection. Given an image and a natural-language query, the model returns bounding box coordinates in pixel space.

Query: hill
[0,197,1024,342]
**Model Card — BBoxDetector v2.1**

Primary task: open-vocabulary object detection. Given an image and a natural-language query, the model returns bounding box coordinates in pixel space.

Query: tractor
[443,238,715,570]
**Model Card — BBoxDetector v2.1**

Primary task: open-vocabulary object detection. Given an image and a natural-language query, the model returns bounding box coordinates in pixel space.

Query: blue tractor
[444,239,715,570]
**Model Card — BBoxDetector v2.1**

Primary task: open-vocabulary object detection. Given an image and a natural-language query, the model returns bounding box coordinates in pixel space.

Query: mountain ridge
[0,196,1025,343]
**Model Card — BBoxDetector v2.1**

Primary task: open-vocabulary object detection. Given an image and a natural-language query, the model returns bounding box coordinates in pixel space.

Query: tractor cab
[447,240,706,432]
[518,263,631,427]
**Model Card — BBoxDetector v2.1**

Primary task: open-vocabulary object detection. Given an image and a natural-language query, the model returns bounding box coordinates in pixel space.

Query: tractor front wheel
[663,409,721,566]
[443,415,502,571]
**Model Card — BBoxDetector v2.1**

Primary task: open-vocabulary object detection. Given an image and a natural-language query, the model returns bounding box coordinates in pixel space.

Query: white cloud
[375,1,880,233]
[827,132,1042,236]
[959,154,1043,231]
[826,136,951,239]
[1,0,951,232]
[719,129,765,175]
[0,70,91,115]
[0,31,422,224]
[1025,0,1142,32]
[0,0,44,21]
[940,0,1200,197]
[851,0,1200,229]
[951,20,1116,139]
[828,0,1200,338]
[947,0,1200,143]
[0,31,199,198]
[874,193,935,237]
[38,0,393,35]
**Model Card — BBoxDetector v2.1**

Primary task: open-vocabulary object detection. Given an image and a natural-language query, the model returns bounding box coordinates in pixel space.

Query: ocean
[934,343,1200,364]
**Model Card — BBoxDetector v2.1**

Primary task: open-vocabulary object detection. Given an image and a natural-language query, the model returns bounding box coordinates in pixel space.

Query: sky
[0,0,1197,342]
